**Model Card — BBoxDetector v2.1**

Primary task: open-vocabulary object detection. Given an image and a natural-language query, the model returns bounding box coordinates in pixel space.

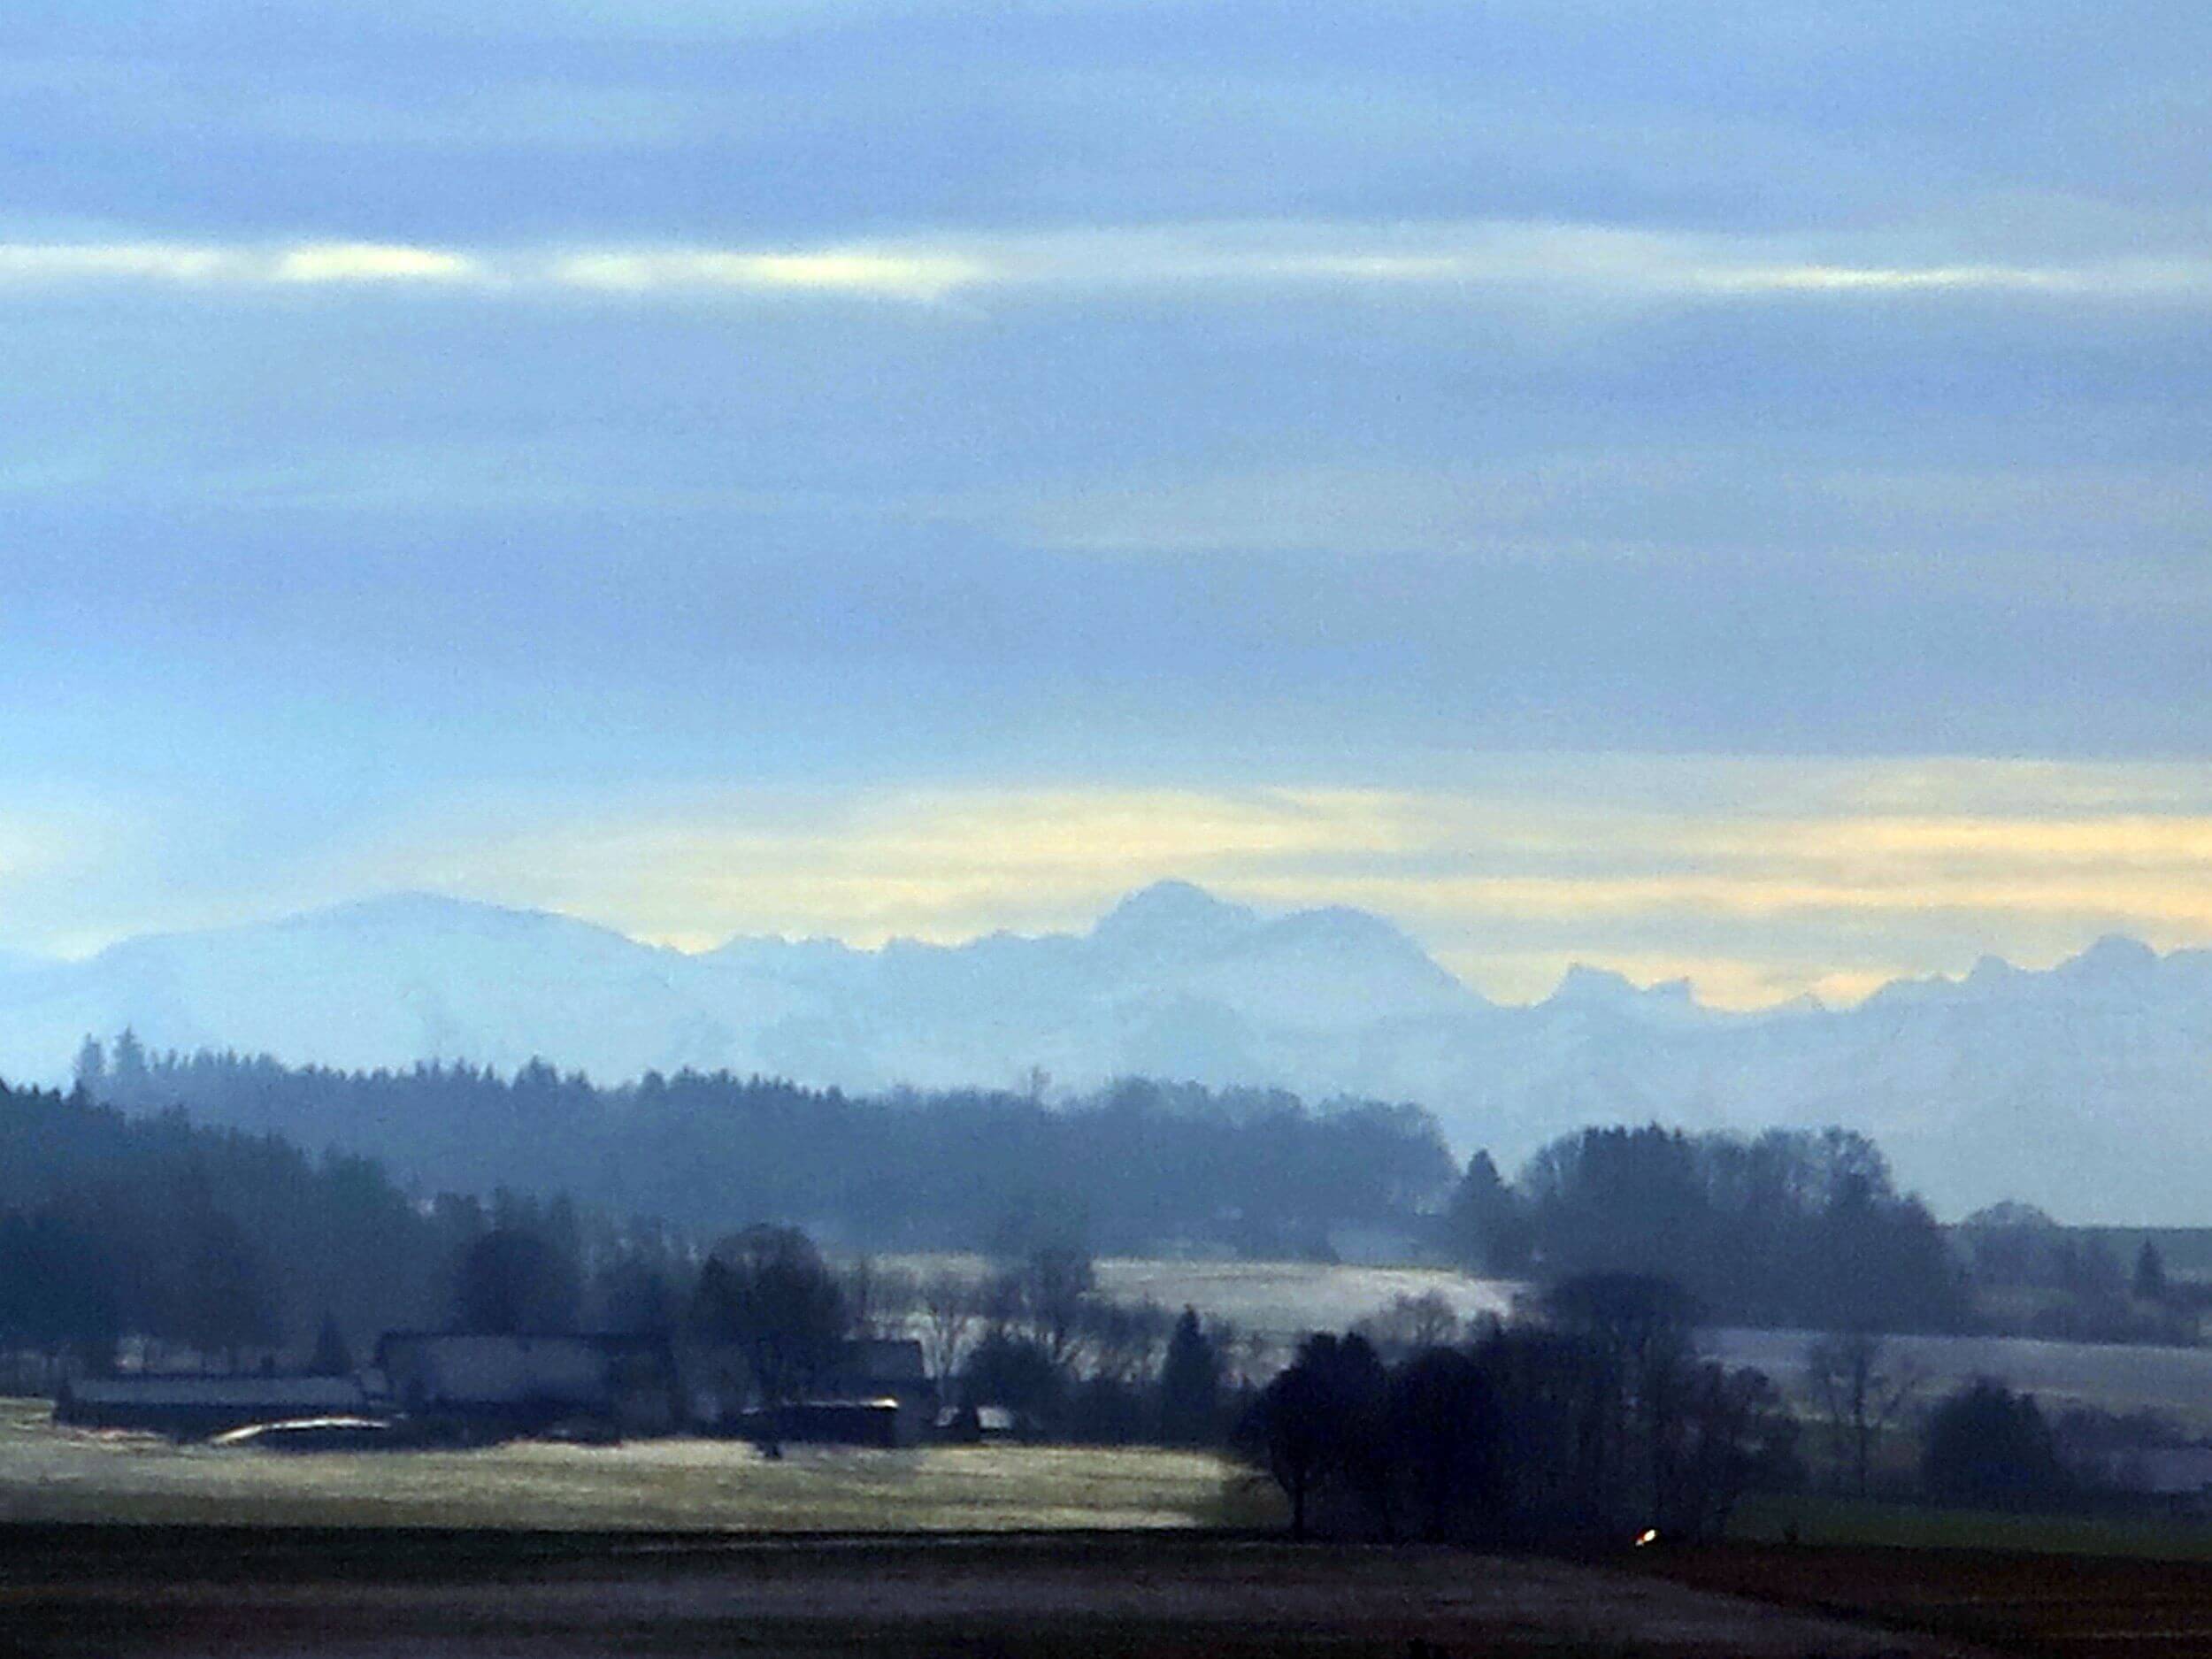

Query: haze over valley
[12,880,2210,1221]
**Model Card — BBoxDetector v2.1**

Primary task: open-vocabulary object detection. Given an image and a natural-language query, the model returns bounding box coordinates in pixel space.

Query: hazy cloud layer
[19,761,2212,1013]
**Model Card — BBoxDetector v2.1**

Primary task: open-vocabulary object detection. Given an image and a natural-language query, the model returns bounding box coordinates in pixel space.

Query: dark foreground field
[0,1526,1976,1659]
[1652,1543,2212,1658]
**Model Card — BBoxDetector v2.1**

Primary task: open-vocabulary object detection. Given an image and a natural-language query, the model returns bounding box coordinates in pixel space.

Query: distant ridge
[5,882,2212,1220]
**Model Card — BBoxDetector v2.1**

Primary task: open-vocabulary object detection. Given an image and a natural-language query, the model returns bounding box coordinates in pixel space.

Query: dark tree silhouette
[1390,1346,1499,1540]
[1445,1150,1529,1272]
[309,1310,354,1377]
[919,1269,980,1382]
[0,1076,467,1363]
[1242,1333,1391,1540]
[2135,1240,2170,1303]
[1517,1125,1964,1332]
[173,1209,280,1364]
[0,1207,120,1368]
[1020,1244,1096,1369]
[1922,1378,2067,1510]
[958,1331,1065,1427]
[1157,1305,1222,1445]
[453,1227,581,1335]
[690,1225,849,1455]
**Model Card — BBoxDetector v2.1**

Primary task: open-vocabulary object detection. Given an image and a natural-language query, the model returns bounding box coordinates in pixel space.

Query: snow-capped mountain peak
[1088,879,1259,957]
[2058,933,2161,984]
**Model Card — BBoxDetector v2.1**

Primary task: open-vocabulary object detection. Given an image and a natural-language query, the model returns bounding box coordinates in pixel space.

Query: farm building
[56,1373,372,1438]
[736,1399,907,1448]
[374,1332,680,1436]
[690,1337,939,1447]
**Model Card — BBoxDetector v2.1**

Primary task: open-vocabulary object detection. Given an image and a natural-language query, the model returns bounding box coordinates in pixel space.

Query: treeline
[0,1076,684,1368]
[1955,1202,2200,1345]
[1446,1125,1968,1333]
[0,1064,1311,1438]
[0,1076,449,1363]
[1235,1301,2107,1545]
[79,1038,1457,1254]
[1239,1274,1798,1543]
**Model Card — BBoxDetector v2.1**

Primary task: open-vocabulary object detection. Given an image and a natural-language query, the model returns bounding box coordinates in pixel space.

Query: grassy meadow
[0,1398,1272,1531]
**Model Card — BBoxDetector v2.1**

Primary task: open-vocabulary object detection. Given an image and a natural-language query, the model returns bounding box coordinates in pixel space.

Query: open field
[0,1399,1263,1531]
[0,1527,1976,1658]
[1733,1492,2212,1562]
[18,1380,2212,1654]
[883,1254,1520,1350]
[1709,1327,2212,1432]
[1649,1542,2212,1659]
[1095,1256,1517,1341]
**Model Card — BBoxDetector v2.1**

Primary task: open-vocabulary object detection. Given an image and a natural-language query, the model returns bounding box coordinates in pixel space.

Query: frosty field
[915,1255,2212,1430]
[1094,1256,1517,1341]
[0,1399,1261,1532]
[1708,1326,2212,1433]
[887,1253,1520,1351]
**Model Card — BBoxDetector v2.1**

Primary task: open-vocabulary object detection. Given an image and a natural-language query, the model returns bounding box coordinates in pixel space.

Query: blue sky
[3,1,2208,1003]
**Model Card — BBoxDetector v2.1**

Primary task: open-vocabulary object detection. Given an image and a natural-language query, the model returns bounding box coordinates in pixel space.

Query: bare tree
[1020,1244,1096,1370]
[1805,1330,1922,1499]
[1355,1289,1461,1356]
[1084,1296,1171,1385]
[1223,1323,1274,1390]
[919,1269,980,1382]
[840,1257,921,1340]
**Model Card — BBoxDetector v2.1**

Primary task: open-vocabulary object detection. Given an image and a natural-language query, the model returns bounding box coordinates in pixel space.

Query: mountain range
[1,881,2205,1222]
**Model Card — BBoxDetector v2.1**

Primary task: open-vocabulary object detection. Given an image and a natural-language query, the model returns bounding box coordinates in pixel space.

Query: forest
[12,1042,1995,1367]
[1444,1124,1970,1332]
[74,1037,1457,1256]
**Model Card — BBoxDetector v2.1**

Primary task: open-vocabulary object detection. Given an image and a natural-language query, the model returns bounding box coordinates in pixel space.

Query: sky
[2,0,2209,1006]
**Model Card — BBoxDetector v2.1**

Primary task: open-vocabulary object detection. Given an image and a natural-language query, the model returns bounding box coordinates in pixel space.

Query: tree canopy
[80,1044,1457,1257]
[1450,1125,1967,1333]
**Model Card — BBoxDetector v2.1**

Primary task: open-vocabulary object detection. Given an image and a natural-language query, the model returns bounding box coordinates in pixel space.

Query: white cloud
[0,242,236,283]
[992,452,2212,572]
[1694,258,2209,297]
[554,248,986,301]
[0,239,480,288]
[0,219,2205,307]
[271,242,482,285]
